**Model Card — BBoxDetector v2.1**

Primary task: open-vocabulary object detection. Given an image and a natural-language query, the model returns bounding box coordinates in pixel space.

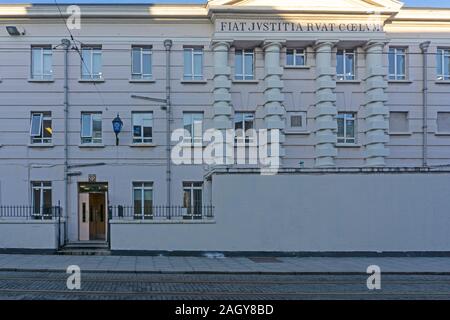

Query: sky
[0,0,449,7]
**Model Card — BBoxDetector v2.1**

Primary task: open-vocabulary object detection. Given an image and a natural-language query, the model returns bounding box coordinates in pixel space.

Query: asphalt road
[0,271,449,300]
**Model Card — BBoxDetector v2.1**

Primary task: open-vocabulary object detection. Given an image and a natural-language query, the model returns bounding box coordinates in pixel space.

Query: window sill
[78,79,105,83]
[129,143,156,148]
[336,143,361,148]
[78,143,105,148]
[110,219,216,225]
[389,132,412,136]
[129,79,155,83]
[28,78,55,83]
[284,130,311,135]
[435,132,450,136]
[388,80,413,84]
[284,65,310,69]
[336,80,360,84]
[28,143,54,148]
[232,80,259,84]
[180,79,207,84]
[435,80,450,84]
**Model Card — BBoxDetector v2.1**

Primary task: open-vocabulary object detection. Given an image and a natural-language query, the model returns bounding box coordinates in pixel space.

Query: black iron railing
[108,205,214,220]
[0,206,62,220]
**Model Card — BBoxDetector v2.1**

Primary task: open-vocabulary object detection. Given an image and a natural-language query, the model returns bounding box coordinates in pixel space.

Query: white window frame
[388,47,407,80]
[31,181,52,218]
[81,112,102,144]
[31,46,53,80]
[183,182,203,217]
[132,182,153,219]
[132,112,153,144]
[30,112,52,144]
[337,112,356,144]
[437,48,450,81]
[235,49,254,80]
[183,47,203,80]
[131,46,152,80]
[234,112,255,143]
[81,46,102,80]
[183,112,203,145]
[336,49,356,81]
[286,49,306,67]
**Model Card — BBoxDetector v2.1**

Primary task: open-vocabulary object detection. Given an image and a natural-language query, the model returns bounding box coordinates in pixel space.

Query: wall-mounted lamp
[6,26,25,36]
[112,113,123,146]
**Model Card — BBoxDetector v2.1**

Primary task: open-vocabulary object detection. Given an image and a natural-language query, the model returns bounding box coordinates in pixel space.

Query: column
[211,40,233,165]
[263,41,285,163]
[314,40,338,167]
[363,41,389,167]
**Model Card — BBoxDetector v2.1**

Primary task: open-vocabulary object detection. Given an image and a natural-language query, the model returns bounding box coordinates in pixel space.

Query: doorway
[78,183,108,241]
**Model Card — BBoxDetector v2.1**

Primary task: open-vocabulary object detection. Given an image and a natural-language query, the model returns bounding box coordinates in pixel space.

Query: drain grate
[249,257,282,263]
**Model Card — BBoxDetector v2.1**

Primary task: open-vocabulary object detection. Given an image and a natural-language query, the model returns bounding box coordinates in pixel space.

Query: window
[31,46,52,80]
[286,49,306,66]
[131,46,152,80]
[388,48,406,80]
[336,49,355,81]
[234,112,255,143]
[286,112,307,131]
[30,112,52,144]
[133,182,153,219]
[437,48,450,81]
[183,182,202,218]
[389,112,409,133]
[81,112,102,144]
[235,49,254,80]
[31,181,52,219]
[183,112,203,144]
[132,112,153,144]
[81,46,102,80]
[184,47,203,80]
[437,112,450,133]
[337,113,356,144]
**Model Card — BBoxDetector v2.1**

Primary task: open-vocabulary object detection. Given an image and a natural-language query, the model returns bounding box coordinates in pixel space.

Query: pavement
[0,254,449,274]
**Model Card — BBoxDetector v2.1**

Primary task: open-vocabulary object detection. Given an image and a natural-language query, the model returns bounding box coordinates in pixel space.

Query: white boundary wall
[0,221,60,250]
[111,172,450,253]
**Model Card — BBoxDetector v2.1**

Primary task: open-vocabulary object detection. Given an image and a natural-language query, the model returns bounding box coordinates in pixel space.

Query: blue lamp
[112,113,123,146]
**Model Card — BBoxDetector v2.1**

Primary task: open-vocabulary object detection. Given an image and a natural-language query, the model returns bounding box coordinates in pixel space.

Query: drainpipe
[61,38,71,244]
[164,39,173,210]
[420,41,431,168]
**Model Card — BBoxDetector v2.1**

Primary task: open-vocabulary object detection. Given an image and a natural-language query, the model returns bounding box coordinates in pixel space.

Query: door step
[58,241,110,255]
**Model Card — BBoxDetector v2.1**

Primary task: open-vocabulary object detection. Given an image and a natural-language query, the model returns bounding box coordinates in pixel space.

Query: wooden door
[79,193,90,241]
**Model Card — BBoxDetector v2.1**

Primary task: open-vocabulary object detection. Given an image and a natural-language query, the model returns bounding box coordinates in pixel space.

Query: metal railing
[109,205,214,220]
[0,206,62,220]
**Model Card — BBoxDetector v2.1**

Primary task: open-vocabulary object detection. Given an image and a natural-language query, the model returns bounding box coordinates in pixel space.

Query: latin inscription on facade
[216,20,383,33]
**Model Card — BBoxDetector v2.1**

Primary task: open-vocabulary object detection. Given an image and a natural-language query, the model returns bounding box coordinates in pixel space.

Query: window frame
[336,49,356,81]
[132,182,153,219]
[131,45,153,80]
[183,112,203,145]
[30,112,52,144]
[286,48,306,67]
[183,182,203,217]
[337,112,357,144]
[437,112,450,134]
[81,46,103,80]
[31,45,53,80]
[286,111,307,132]
[437,48,450,81]
[235,49,255,80]
[31,181,52,218]
[132,111,153,144]
[389,111,410,134]
[183,47,204,81]
[234,112,255,143]
[80,112,102,144]
[388,47,407,81]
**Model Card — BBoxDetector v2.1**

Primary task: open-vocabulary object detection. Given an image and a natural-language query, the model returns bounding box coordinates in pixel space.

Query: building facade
[1,0,450,253]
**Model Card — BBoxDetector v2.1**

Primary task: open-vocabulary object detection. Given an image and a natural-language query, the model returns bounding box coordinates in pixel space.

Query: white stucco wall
[0,220,60,250]
[111,172,450,253]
